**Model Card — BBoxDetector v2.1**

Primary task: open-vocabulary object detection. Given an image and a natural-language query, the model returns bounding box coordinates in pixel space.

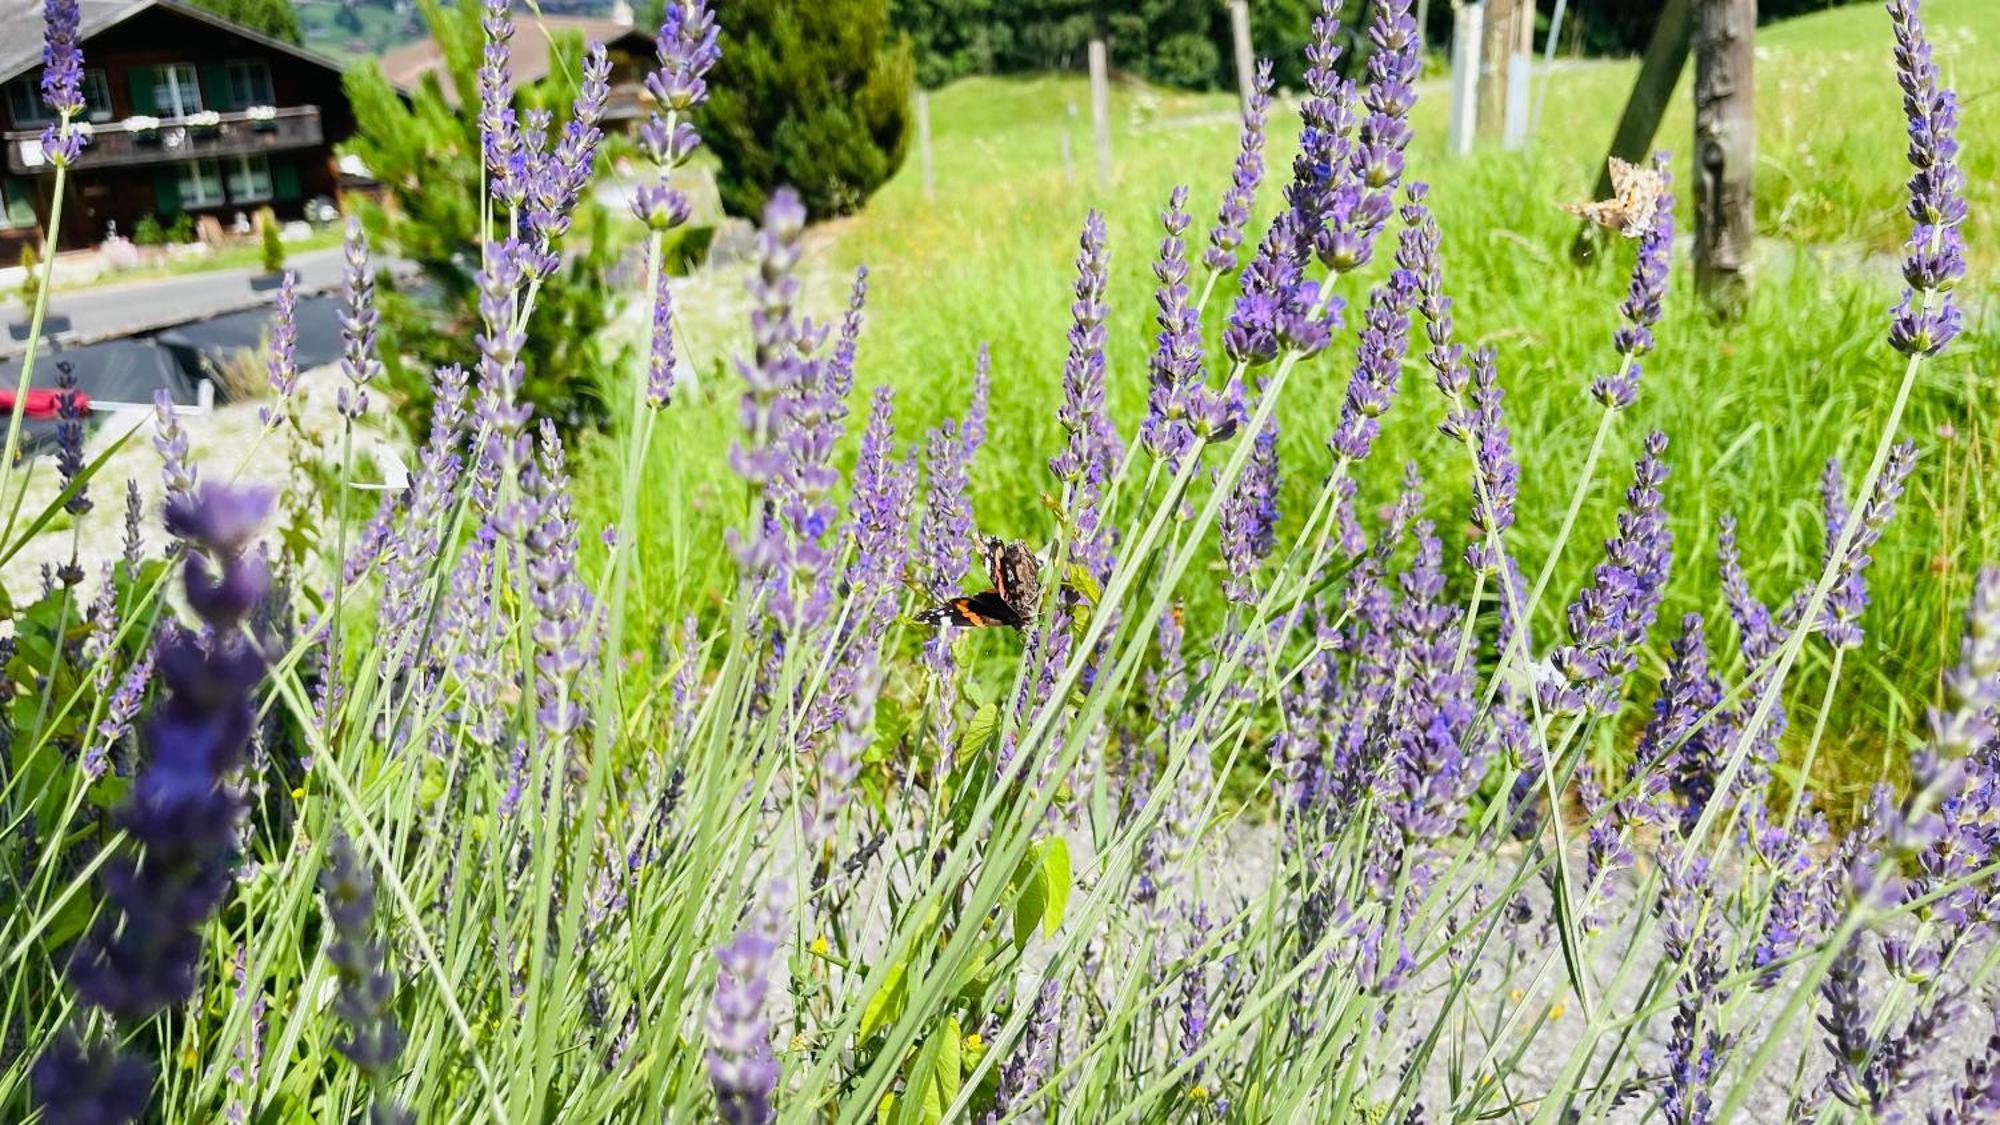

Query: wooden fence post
[1477,0,1516,140]
[1088,38,1112,187]
[1448,2,1484,156]
[1571,0,1693,260]
[1229,0,1256,113]
[1694,0,1755,315]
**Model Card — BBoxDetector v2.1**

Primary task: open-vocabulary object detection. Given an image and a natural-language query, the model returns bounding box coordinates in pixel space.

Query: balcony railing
[4,105,324,175]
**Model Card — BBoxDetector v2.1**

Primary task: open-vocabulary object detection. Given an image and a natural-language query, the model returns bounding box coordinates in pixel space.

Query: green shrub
[166,213,195,243]
[339,0,628,438]
[257,207,285,274]
[132,214,166,246]
[15,244,38,313]
[705,0,914,220]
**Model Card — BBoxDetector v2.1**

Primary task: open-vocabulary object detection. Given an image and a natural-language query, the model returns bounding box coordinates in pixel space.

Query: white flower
[122,114,161,132]
[184,110,221,127]
[243,104,277,122]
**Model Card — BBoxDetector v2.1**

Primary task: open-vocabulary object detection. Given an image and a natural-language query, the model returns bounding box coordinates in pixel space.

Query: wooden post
[1088,38,1112,186]
[1571,0,1693,260]
[1476,0,1515,140]
[1448,2,1483,156]
[1694,0,1755,315]
[1228,0,1256,113]
[915,89,935,202]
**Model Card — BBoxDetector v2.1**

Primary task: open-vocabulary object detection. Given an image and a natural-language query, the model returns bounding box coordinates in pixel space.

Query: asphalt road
[1,246,350,360]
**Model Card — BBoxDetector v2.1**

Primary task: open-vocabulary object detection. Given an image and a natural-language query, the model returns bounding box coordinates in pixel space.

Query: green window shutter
[199,63,231,111]
[272,158,300,202]
[153,167,181,212]
[126,66,156,115]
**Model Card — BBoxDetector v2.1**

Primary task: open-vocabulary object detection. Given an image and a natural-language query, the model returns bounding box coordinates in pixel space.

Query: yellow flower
[809,935,830,956]
[1508,988,1523,1003]
[290,786,306,799]
[1188,1084,1210,1103]
[963,1032,984,1053]
[789,1033,809,1053]
[1549,1002,1567,1021]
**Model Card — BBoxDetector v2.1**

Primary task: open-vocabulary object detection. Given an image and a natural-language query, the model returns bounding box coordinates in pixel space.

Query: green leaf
[959,702,999,758]
[1064,562,1102,607]
[875,1093,897,1125]
[859,961,908,1043]
[893,1016,962,1125]
[1037,838,1071,938]
[1011,850,1048,952]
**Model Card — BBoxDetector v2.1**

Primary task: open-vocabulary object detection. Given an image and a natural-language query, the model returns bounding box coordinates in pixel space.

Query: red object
[0,387,89,419]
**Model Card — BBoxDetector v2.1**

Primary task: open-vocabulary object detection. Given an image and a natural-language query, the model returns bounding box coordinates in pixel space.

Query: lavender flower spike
[38,0,88,166]
[260,271,299,426]
[152,389,197,508]
[708,884,786,1124]
[1205,58,1275,277]
[320,833,412,1124]
[1592,152,1674,409]
[1886,0,1966,357]
[55,360,89,516]
[47,484,272,1123]
[646,262,677,409]
[338,219,381,420]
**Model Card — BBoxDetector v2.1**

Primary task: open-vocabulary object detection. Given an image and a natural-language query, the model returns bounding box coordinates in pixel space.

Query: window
[6,71,113,126]
[177,159,224,208]
[0,179,35,231]
[152,63,202,118]
[224,61,273,109]
[225,154,272,203]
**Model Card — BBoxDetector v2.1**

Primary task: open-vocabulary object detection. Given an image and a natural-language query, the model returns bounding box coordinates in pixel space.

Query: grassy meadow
[592,0,1999,808]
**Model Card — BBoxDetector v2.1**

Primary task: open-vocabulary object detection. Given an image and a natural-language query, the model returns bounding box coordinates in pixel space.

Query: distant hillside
[294,0,624,63]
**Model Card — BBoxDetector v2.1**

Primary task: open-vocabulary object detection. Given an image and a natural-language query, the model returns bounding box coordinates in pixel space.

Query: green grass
[585,0,1997,806]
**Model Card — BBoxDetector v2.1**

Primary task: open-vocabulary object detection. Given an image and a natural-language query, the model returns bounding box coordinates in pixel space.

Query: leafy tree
[340,0,626,436]
[257,208,285,275]
[705,0,914,220]
[189,0,301,44]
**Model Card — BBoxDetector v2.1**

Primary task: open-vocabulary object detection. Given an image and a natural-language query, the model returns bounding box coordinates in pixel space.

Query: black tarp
[0,294,341,455]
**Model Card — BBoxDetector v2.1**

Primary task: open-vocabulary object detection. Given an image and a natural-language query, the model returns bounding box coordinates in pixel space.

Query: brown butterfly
[1562,157,1663,238]
[916,537,1043,629]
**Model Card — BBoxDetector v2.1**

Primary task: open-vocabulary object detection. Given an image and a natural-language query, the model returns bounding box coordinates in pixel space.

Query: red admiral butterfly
[917,537,1042,629]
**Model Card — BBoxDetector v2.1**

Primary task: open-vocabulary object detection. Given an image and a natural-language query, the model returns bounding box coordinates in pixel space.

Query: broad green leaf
[860,961,909,1043]
[1064,562,1102,606]
[1011,849,1048,952]
[959,702,999,757]
[1037,838,1071,938]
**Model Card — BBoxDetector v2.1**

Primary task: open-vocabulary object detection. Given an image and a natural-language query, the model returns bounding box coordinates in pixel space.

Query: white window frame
[178,159,225,208]
[6,71,112,126]
[224,60,273,109]
[153,63,203,119]
[225,154,272,204]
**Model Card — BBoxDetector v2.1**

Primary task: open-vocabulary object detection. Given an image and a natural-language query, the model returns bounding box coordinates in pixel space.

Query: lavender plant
[0,0,1990,1122]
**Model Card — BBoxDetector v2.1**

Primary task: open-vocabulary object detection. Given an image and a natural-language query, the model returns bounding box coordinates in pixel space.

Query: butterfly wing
[916,591,1026,629]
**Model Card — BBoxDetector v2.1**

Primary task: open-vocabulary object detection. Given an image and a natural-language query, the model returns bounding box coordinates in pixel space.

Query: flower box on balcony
[244,105,279,132]
[124,115,162,144]
[184,110,222,136]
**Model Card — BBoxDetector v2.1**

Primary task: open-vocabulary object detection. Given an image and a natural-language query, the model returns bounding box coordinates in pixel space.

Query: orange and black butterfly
[916,537,1042,629]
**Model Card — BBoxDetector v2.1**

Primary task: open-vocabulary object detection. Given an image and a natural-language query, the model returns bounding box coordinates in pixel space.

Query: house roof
[0,0,352,87]
[380,16,651,107]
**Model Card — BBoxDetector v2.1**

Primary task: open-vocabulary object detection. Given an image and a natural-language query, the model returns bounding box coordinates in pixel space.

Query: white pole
[1088,38,1112,186]
[1228,0,1255,112]
[1448,2,1484,156]
[1529,0,1570,141]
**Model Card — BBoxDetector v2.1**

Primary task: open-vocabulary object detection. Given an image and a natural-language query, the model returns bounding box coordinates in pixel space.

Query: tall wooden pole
[1229,0,1256,113]
[1476,0,1516,140]
[1088,38,1113,187]
[1694,0,1755,316]
[1448,2,1484,156]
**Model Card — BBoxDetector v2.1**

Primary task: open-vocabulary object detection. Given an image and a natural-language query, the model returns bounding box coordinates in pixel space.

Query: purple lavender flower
[1592,153,1674,409]
[1327,258,1417,462]
[32,1026,152,1125]
[1806,442,1916,649]
[1659,857,1725,1125]
[1545,432,1672,713]
[60,483,270,1099]
[647,262,677,409]
[1205,58,1274,276]
[639,0,720,176]
[478,0,520,202]
[152,389,196,507]
[1319,0,1419,273]
[986,979,1062,1123]
[1142,186,1205,467]
[320,833,410,1123]
[54,359,89,515]
[338,219,381,420]
[38,0,87,166]
[259,272,299,426]
[727,189,808,578]
[1464,346,1518,575]
[826,267,870,412]
[1886,0,1966,357]
[1932,1014,2000,1124]
[1218,414,1280,604]
[843,386,914,632]
[708,885,785,1125]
